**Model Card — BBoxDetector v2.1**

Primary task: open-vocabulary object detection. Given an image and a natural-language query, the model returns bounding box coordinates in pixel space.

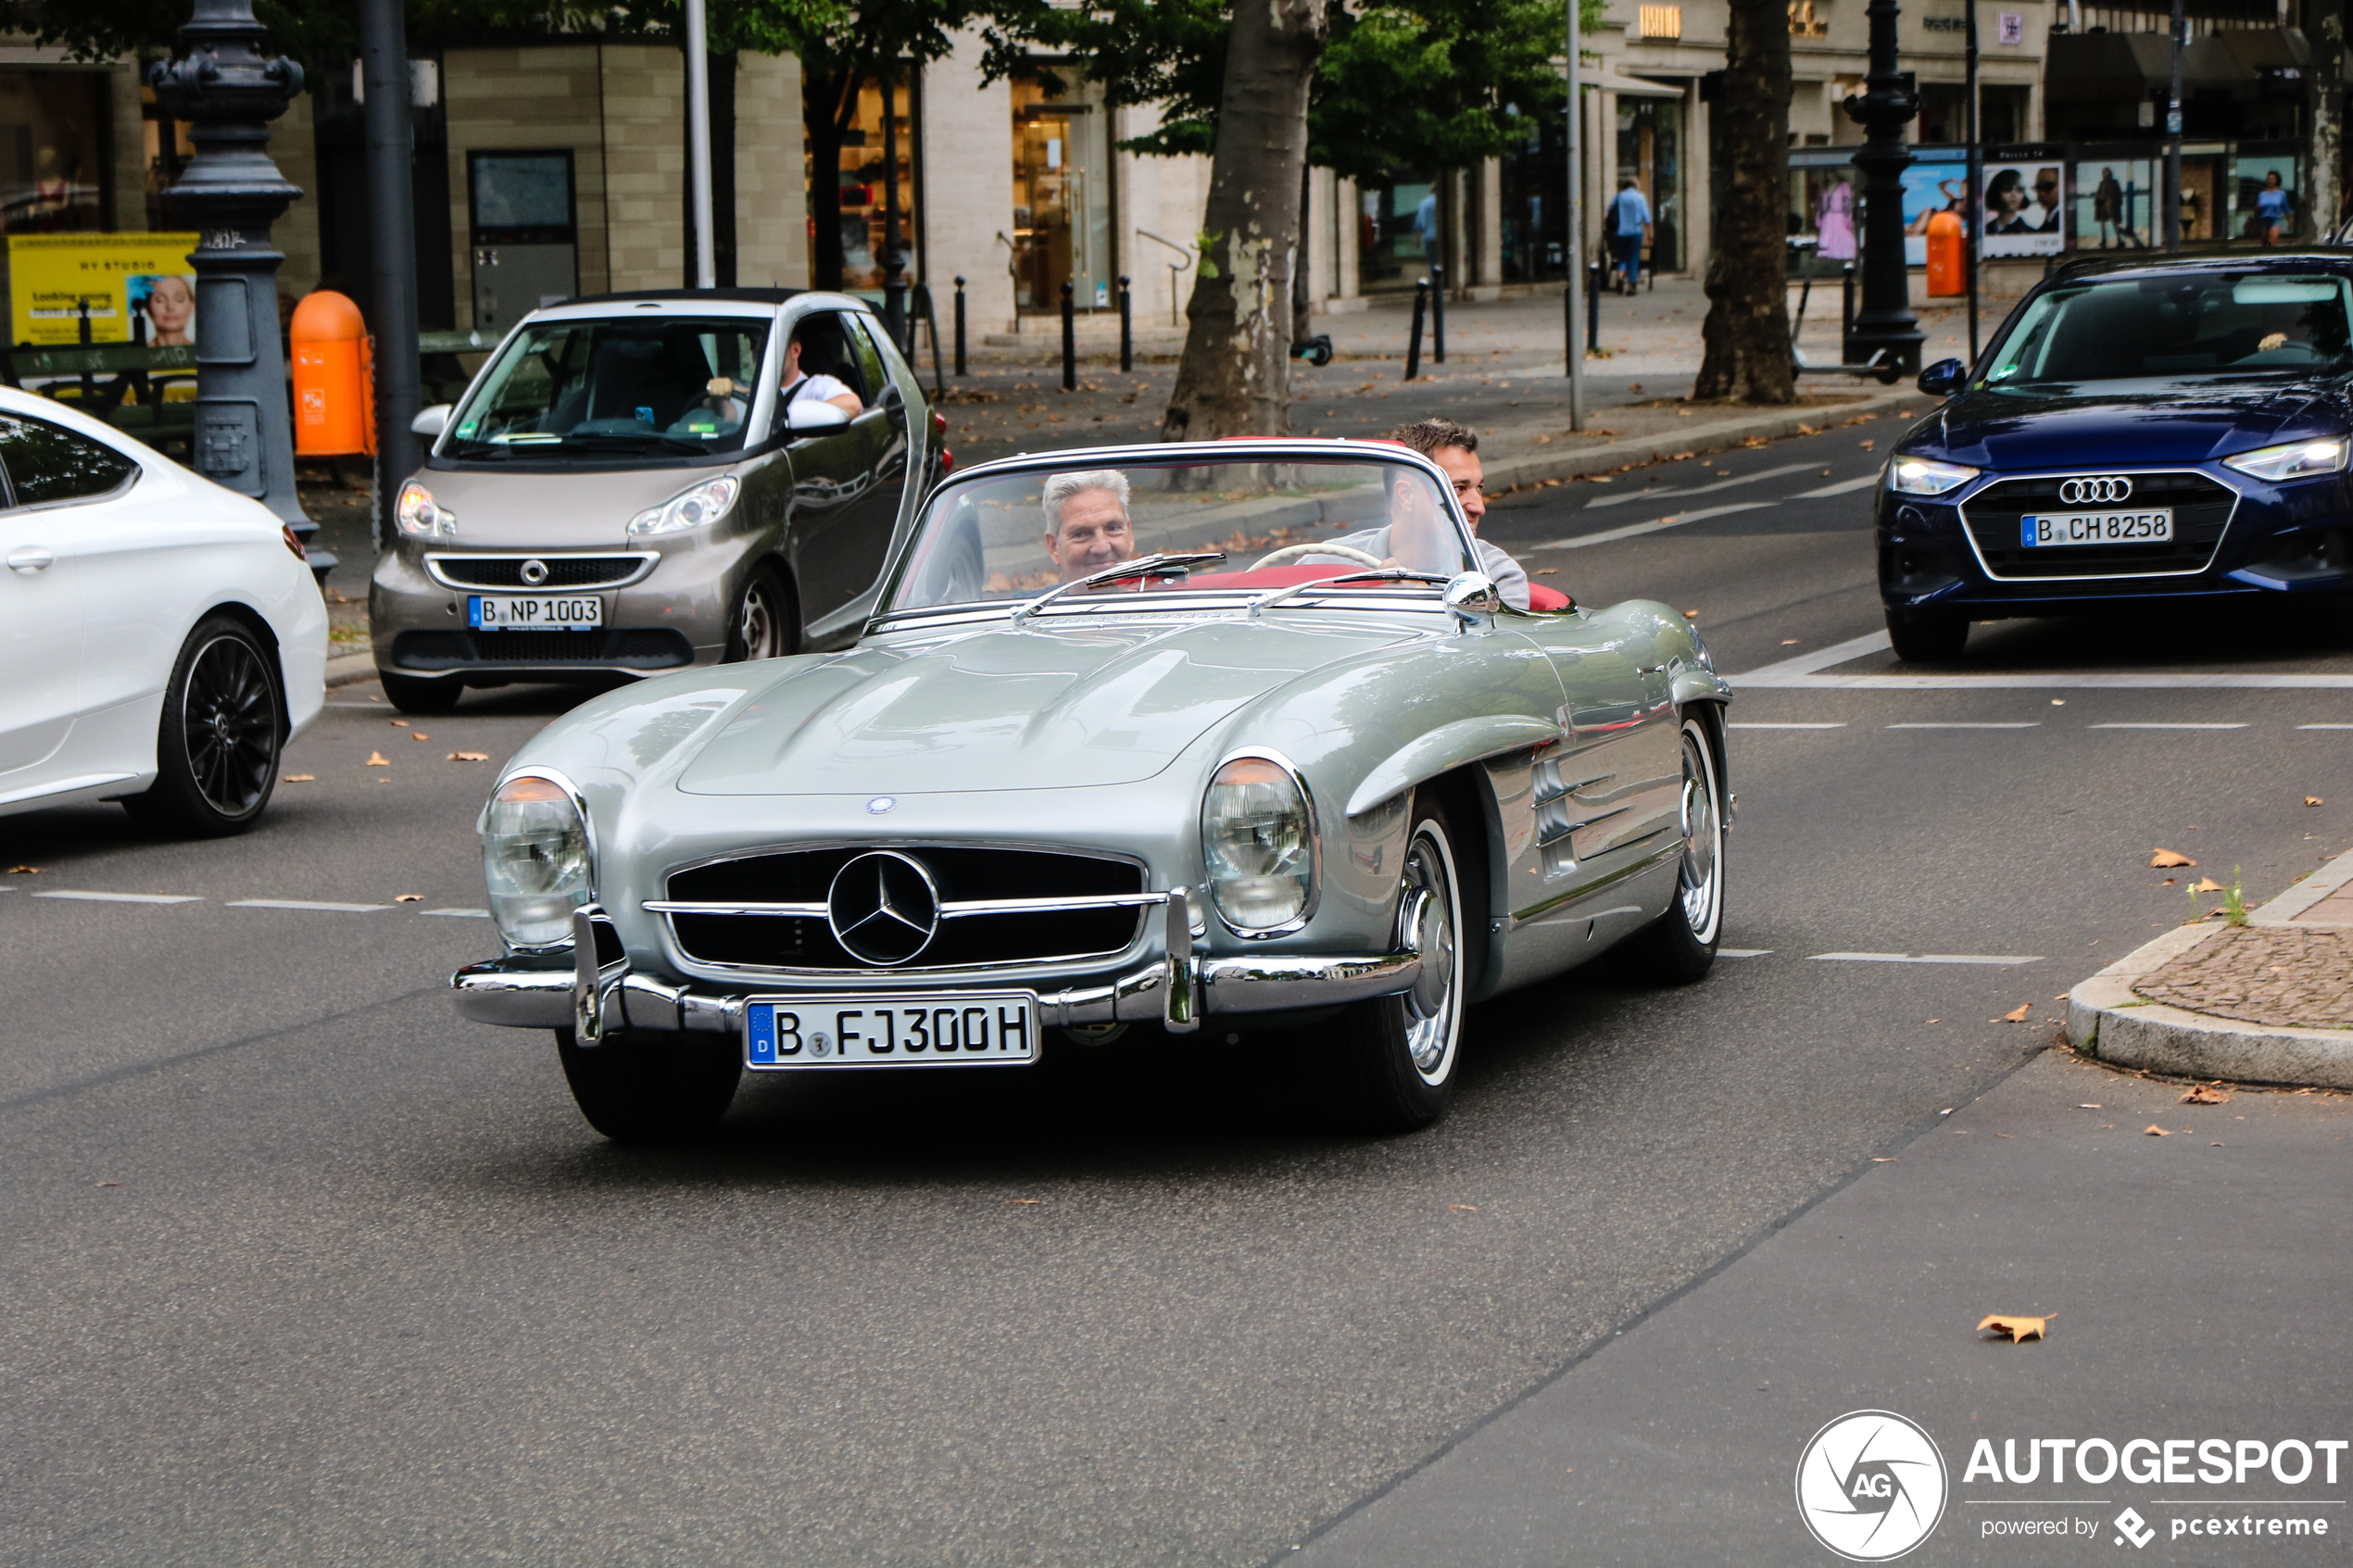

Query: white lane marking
[2089,721,2250,730]
[1533,501,1772,552]
[1735,630,1894,680]
[33,890,202,905]
[1718,947,1774,958]
[1736,631,2353,689]
[1789,473,1881,498]
[1809,951,2043,965]
[1730,721,1846,729]
[422,908,491,918]
[2298,723,2353,729]
[227,899,392,913]
[1886,721,2040,729]
[1583,461,1822,509]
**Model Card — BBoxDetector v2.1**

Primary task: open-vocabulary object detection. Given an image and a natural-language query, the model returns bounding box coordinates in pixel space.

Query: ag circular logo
[2058,474,2132,505]
[1794,1410,1947,1562]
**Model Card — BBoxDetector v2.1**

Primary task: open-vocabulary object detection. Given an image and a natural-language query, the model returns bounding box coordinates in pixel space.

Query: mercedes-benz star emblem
[2058,475,2132,506]
[520,558,549,585]
[866,796,897,814]
[826,850,941,966]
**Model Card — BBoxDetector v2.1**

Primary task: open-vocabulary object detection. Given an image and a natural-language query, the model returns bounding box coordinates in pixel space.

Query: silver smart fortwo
[370,289,937,715]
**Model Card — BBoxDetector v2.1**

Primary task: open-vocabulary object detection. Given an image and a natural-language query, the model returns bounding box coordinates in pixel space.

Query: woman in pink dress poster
[1816,176,1856,260]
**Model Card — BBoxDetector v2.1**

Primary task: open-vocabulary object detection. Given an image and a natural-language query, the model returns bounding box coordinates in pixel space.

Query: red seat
[1528,583,1571,611]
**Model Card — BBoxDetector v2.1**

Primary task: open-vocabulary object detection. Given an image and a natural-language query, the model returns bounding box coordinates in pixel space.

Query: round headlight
[395,480,456,538]
[1202,757,1314,932]
[483,774,593,947]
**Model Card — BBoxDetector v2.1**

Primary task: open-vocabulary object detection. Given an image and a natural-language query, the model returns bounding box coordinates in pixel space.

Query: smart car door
[0,453,83,788]
[782,310,893,633]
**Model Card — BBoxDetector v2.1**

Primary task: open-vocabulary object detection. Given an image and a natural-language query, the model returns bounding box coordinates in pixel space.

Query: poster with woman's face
[1982,163,2064,257]
[130,272,195,346]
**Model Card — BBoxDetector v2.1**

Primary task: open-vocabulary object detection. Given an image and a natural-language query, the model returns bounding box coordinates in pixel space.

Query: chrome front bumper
[453,891,1423,1042]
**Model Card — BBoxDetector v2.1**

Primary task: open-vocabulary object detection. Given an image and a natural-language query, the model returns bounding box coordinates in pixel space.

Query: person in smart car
[1303,418,1531,608]
[779,322,866,417]
[1040,469,1139,582]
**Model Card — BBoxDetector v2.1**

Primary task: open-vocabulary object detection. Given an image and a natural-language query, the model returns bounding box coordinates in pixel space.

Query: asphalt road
[3,422,2348,1565]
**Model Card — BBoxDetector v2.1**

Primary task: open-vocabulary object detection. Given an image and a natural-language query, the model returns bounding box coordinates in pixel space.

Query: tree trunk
[1692,0,1795,403]
[1160,0,1327,441]
[2311,0,2344,239]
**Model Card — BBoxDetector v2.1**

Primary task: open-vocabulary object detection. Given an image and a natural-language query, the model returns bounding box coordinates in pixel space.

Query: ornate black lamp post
[149,0,317,560]
[1842,0,1926,378]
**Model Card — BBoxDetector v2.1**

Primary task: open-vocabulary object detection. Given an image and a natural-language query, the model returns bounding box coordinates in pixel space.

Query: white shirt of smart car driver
[1041,469,1138,582]
[778,334,865,417]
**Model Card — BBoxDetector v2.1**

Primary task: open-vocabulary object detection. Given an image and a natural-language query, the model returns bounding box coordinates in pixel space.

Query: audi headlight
[1202,757,1315,932]
[483,774,593,948]
[395,480,457,539]
[629,475,742,535]
[1887,457,1981,496]
[2222,438,2349,483]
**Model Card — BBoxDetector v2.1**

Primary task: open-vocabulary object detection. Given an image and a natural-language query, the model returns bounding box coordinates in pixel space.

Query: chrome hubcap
[1675,726,1722,942]
[1397,828,1460,1081]
[736,583,778,660]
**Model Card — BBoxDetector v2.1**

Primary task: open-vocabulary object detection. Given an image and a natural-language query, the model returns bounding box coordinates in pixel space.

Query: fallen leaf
[1994,1132,2013,1138]
[2189,875,2224,893]
[389,720,409,728]
[2210,1141,2224,1147]
[364,751,392,767]
[1926,1018,1940,1023]
[1977,1312,2053,1343]
[448,751,491,762]
[395,894,423,903]
[1781,638,1801,645]
[95,1180,118,1187]
[2306,797,2324,807]
[7,865,39,873]
[2181,1084,2231,1104]
[1858,439,1876,450]
[1533,567,1558,575]
[410,732,431,741]
[1007,1198,1040,1205]
[2145,1124,2171,1136]
[1870,1156,1898,1162]
[2160,877,2177,885]
[2078,1103,2102,1109]
[281,773,316,783]
[1682,608,1699,620]
[2150,848,2197,868]
[1999,1003,2033,1022]
[1448,1203,1479,1211]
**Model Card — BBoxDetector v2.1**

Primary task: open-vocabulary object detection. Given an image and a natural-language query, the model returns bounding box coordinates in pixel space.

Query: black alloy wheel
[124,616,283,837]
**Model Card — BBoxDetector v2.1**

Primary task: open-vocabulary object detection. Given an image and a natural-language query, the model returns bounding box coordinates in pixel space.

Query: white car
[0,389,327,834]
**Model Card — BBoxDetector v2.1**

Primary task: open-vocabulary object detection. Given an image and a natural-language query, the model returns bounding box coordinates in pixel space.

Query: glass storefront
[1356,173,1438,293]
[0,70,108,237]
[1616,96,1683,273]
[1011,74,1111,312]
[1499,107,1567,282]
[812,80,920,291]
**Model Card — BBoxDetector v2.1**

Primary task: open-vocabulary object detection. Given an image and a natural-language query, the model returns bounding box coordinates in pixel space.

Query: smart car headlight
[629,475,741,535]
[394,480,457,538]
[483,773,594,948]
[1202,756,1315,932]
[2222,438,2349,483]
[1887,457,1980,496]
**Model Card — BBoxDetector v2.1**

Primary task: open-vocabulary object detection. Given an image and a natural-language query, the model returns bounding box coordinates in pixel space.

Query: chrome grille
[657,847,1150,973]
[1958,471,2235,579]
[426,553,655,589]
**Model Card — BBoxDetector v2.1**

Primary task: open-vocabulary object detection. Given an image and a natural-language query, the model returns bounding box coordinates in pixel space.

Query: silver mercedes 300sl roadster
[452,440,1732,1140]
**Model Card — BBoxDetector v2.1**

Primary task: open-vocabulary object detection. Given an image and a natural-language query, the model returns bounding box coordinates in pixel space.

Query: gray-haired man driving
[1041,469,1138,582]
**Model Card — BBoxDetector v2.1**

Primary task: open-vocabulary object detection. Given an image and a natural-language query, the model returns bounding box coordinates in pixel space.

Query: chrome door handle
[6,546,55,574]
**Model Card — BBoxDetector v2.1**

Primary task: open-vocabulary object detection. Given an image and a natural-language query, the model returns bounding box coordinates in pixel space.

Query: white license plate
[743,993,1039,1070]
[2020,509,2174,547]
[468,595,604,631]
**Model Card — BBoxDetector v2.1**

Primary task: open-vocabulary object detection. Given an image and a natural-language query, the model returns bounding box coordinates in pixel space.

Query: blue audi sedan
[1881,254,2353,660]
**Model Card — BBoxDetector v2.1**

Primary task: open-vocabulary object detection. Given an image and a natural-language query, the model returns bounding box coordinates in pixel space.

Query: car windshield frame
[434,311,776,470]
[869,443,1486,631]
[1974,267,2353,396]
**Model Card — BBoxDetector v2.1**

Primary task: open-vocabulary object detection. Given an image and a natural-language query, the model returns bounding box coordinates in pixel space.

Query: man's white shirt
[1304,527,1531,610]
[785,372,855,406]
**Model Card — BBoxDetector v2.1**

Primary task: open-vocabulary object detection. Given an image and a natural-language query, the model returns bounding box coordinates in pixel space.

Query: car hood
[677,614,1421,796]
[410,463,742,547]
[1926,382,2345,469]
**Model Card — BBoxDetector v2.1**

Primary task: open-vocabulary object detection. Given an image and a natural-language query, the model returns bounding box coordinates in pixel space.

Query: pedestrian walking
[1414,188,1441,271]
[2094,167,2123,248]
[1605,176,1652,294]
[2256,170,2292,246]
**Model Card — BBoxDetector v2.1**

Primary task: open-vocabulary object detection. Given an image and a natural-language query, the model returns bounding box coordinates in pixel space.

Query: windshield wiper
[1247,569,1449,620]
[1011,551,1227,626]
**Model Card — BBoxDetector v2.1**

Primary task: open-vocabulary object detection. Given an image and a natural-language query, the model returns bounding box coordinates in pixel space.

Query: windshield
[884,457,1476,616]
[1982,272,2353,393]
[444,317,771,458]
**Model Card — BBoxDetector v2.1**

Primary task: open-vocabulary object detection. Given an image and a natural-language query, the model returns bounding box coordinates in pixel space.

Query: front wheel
[554,1027,742,1143]
[1885,606,1969,662]
[1324,802,1468,1133]
[1618,713,1726,985]
[724,563,797,663]
[121,615,283,837]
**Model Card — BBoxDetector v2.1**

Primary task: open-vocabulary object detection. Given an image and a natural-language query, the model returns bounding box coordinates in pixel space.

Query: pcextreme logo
[1796,1410,1950,1562]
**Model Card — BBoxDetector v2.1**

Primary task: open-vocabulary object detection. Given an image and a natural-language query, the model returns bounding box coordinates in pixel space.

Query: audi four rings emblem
[2058,476,2133,505]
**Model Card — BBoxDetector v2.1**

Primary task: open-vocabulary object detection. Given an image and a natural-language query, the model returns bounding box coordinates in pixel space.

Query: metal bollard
[1588,260,1603,352]
[953,275,967,378]
[1430,263,1446,364]
[1059,281,1076,393]
[1842,263,1856,353]
[1405,278,1428,382]
[1118,274,1133,373]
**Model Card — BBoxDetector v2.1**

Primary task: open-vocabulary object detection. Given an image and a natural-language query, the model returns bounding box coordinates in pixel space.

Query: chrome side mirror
[1443,571,1502,633]
[786,400,853,435]
[411,403,451,438]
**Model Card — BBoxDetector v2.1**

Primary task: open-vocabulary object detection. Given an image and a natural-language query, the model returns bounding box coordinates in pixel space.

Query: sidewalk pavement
[2069,856,2353,1089]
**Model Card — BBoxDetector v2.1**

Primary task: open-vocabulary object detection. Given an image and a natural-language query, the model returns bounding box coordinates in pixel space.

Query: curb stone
[324,650,376,689]
[2066,858,2353,1089]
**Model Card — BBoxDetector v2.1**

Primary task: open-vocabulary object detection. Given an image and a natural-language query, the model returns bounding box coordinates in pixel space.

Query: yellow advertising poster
[7,232,199,346]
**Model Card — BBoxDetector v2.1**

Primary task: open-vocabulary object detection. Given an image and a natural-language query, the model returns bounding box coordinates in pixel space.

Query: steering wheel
[1249,542,1385,571]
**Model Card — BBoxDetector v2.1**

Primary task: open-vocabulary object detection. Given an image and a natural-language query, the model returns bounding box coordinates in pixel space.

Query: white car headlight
[483,773,593,947]
[1202,756,1315,932]
[1887,457,1981,496]
[395,480,457,538]
[2222,438,2349,483]
[629,475,742,535]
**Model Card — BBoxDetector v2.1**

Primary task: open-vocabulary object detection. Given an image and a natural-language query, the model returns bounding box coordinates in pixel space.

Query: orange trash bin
[290,289,376,457]
[1924,209,1966,298]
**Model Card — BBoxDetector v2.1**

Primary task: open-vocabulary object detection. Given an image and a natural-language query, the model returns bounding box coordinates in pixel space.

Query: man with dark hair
[1302,416,1529,608]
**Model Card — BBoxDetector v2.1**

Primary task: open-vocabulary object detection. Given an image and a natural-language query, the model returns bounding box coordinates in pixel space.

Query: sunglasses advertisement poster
[1982,160,2066,256]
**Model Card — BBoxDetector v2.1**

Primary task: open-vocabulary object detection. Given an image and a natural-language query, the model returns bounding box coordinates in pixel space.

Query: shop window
[1616,97,1684,273]
[1011,74,1111,312]
[0,70,110,236]
[1499,108,1567,282]
[1356,173,1439,293]
[808,78,920,291]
